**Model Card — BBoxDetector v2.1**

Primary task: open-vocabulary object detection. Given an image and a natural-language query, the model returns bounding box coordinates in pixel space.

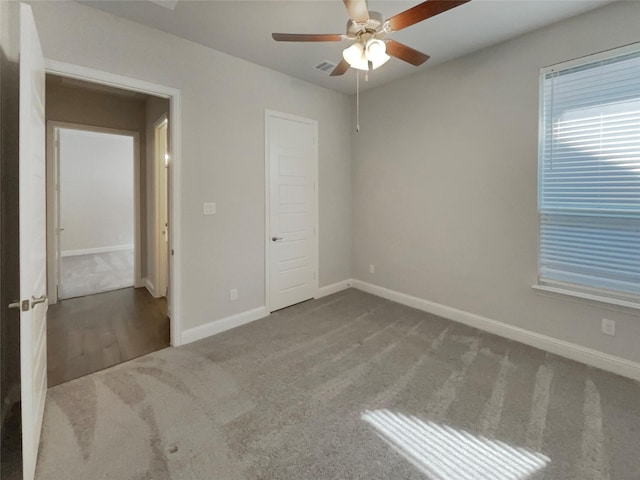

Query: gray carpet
[36,289,640,479]
[59,249,134,299]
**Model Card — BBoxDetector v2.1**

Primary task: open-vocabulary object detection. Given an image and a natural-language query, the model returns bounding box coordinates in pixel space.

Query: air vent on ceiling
[314,61,337,74]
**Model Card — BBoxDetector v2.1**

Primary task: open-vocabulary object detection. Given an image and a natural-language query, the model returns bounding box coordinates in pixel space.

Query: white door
[19,4,48,480]
[154,118,169,298]
[266,111,318,311]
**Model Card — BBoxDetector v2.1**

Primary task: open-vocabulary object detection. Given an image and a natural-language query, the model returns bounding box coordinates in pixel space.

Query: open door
[154,117,169,299]
[18,3,47,479]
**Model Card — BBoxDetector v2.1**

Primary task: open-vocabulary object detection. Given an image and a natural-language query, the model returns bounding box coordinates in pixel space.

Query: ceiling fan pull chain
[356,70,360,133]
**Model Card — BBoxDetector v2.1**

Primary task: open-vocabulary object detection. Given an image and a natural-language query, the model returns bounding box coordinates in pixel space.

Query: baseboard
[351,279,640,382]
[181,306,269,345]
[144,277,156,297]
[316,279,353,298]
[61,244,134,257]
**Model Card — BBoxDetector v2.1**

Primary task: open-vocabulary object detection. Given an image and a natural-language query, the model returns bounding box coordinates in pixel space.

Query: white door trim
[264,109,319,312]
[45,59,184,346]
[46,121,143,304]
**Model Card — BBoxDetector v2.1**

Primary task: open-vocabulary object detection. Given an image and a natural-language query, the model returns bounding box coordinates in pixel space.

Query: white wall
[59,129,134,254]
[28,1,352,331]
[352,1,640,364]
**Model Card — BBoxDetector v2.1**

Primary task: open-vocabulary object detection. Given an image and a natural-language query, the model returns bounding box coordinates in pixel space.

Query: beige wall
[46,77,147,134]
[29,1,352,331]
[352,1,640,363]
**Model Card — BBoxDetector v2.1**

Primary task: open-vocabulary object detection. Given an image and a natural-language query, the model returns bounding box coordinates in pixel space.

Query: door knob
[272,235,283,242]
[8,300,29,311]
[9,300,31,312]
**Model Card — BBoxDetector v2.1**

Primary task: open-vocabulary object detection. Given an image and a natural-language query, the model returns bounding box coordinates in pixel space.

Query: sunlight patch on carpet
[362,409,550,480]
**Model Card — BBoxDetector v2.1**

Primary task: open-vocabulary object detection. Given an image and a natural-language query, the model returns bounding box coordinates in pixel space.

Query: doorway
[52,125,139,300]
[44,75,172,386]
[152,115,170,301]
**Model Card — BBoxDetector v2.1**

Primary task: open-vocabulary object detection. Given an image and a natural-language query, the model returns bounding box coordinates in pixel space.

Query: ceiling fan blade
[272,33,344,42]
[343,0,369,24]
[385,40,430,66]
[386,0,470,32]
[330,59,350,77]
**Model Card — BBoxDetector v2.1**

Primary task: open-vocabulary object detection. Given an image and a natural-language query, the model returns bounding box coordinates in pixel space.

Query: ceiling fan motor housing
[346,10,386,39]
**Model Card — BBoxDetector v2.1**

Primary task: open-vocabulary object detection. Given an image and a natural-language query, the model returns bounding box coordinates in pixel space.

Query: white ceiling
[77,0,615,95]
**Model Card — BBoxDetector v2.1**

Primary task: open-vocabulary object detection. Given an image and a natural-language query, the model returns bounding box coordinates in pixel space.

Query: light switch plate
[203,202,216,215]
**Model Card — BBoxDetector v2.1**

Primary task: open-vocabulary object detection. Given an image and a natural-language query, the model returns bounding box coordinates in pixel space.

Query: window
[538,45,640,304]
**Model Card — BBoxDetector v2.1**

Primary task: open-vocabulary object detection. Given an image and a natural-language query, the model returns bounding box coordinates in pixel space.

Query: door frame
[152,114,169,299]
[264,109,319,312]
[45,60,183,346]
[46,122,142,303]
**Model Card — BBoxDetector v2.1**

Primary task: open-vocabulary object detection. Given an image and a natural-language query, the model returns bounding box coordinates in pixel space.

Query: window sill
[532,284,640,311]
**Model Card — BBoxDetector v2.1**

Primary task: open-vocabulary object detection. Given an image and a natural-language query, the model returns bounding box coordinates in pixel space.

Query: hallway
[47,287,170,387]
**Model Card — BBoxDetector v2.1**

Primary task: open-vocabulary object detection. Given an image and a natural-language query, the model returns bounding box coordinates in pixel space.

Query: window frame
[535,43,640,310]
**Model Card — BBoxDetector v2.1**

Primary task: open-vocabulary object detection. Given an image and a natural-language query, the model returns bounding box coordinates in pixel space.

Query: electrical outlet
[230,288,238,301]
[601,318,615,336]
[369,264,375,274]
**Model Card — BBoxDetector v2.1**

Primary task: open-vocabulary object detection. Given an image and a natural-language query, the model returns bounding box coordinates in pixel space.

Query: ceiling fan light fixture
[342,42,369,71]
[365,39,390,69]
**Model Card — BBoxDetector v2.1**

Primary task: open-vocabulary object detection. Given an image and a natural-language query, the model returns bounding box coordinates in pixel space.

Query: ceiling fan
[272,0,471,77]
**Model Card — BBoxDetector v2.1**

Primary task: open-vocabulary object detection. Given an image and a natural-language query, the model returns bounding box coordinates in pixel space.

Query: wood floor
[47,287,170,387]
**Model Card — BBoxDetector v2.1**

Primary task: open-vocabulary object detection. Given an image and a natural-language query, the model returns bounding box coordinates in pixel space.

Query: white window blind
[539,47,640,300]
